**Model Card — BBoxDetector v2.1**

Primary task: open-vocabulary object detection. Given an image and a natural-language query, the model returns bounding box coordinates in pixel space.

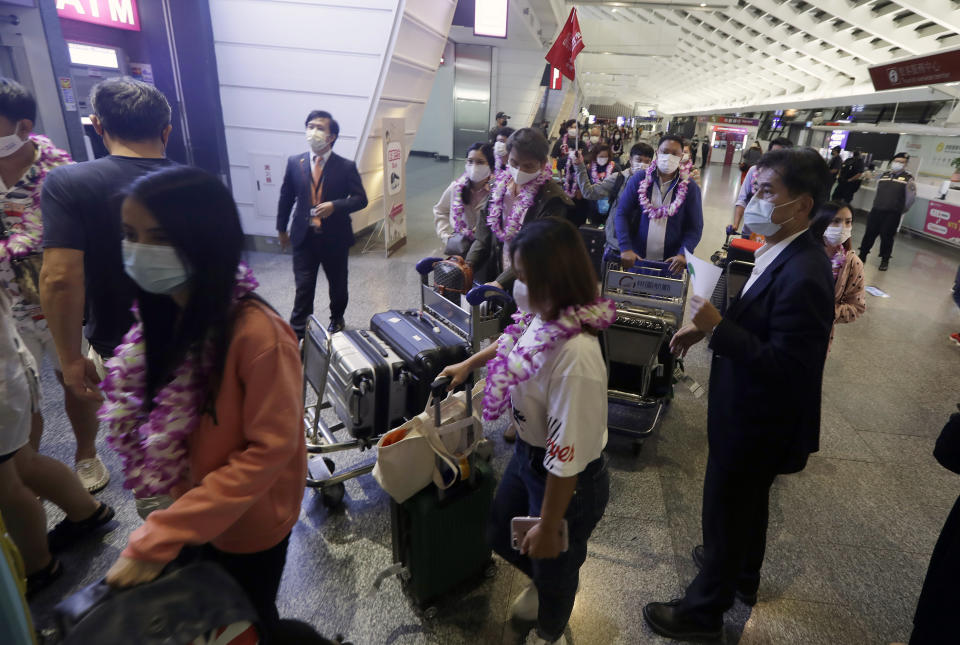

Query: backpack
[432,256,473,303]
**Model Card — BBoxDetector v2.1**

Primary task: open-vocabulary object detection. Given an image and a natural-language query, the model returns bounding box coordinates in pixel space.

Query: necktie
[312,156,324,205]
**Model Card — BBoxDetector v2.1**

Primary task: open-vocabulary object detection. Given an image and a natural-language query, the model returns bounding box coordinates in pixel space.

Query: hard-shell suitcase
[390,459,495,608]
[325,328,409,439]
[370,310,470,418]
[579,225,606,279]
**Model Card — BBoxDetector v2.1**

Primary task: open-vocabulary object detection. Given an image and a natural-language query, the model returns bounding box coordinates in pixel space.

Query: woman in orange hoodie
[100,166,306,636]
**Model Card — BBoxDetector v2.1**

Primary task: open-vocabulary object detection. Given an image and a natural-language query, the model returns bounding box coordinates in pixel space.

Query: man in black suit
[277,110,367,336]
[644,148,835,641]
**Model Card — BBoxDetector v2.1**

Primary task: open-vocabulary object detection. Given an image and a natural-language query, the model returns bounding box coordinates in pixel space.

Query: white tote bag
[373,379,484,503]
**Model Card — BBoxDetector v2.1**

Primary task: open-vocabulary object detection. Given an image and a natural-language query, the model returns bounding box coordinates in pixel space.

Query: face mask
[891,161,905,172]
[493,141,507,157]
[0,131,27,158]
[513,279,531,313]
[596,157,609,166]
[467,163,491,183]
[657,153,681,175]
[509,165,539,186]
[306,129,328,154]
[122,240,190,295]
[742,194,799,237]
[631,161,648,173]
[590,136,600,144]
[567,128,577,138]
[823,224,852,246]
[682,153,691,162]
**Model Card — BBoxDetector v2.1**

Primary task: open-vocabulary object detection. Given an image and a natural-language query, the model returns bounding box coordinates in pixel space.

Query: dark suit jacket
[276,151,368,249]
[466,180,573,290]
[707,230,834,474]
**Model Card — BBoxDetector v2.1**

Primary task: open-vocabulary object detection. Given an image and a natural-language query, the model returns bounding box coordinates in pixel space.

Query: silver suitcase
[326,329,409,439]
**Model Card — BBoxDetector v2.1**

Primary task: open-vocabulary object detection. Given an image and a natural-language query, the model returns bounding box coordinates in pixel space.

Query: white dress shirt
[310,147,333,170]
[645,173,678,261]
[741,229,806,297]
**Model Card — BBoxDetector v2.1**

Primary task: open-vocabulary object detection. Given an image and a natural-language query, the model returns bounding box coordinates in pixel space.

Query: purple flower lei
[481,297,617,421]
[638,166,690,220]
[590,160,614,185]
[0,135,72,261]
[100,263,259,496]
[486,165,553,243]
[448,173,475,240]
[831,248,847,278]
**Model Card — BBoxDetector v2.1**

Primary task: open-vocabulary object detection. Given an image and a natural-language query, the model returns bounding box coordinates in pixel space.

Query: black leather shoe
[643,600,722,642]
[878,258,889,271]
[327,319,345,334]
[692,545,759,606]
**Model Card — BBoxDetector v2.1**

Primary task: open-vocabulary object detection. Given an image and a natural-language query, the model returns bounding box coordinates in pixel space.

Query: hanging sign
[56,0,141,32]
[382,118,407,257]
[869,48,960,90]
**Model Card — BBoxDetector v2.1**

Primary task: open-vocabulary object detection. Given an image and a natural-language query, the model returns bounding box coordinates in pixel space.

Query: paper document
[684,248,723,301]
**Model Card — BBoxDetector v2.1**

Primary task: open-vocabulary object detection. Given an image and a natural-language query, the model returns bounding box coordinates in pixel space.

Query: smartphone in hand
[511,516,569,553]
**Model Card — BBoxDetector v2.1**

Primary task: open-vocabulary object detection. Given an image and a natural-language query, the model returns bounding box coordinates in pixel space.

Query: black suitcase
[370,310,470,418]
[579,225,606,279]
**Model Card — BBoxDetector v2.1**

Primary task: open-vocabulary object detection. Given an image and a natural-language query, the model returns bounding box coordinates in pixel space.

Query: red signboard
[550,67,562,90]
[924,200,960,242]
[710,116,760,127]
[869,48,960,91]
[57,0,140,32]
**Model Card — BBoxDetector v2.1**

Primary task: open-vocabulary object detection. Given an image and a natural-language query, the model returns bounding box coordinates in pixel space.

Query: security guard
[858,151,916,271]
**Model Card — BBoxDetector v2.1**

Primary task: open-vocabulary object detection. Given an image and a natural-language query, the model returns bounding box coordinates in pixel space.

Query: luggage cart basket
[415,257,513,354]
[601,260,689,450]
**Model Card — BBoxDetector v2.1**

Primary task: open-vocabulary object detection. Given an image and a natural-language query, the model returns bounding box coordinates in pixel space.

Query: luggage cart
[302,262,510,507]
[601,260,689,452]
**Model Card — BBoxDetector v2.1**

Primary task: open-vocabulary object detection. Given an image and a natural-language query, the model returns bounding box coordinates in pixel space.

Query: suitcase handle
[416,256,444,276]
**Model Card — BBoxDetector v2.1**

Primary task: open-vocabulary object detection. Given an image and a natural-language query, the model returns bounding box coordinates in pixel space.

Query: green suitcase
[390,459,496,609]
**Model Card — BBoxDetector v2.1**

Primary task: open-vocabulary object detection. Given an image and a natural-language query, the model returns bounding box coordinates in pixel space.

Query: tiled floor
[27,154,960,644]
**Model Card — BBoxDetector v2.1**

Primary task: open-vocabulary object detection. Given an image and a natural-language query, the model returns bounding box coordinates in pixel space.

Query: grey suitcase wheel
[321,482,346,507]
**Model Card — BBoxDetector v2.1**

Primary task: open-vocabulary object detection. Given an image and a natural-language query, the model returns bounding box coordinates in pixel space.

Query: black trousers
[681,454,778,619]
[859,208,900,260]
[832,180,861,204]
[911,495,960,644]
[178,533,291,641]
[291,233,349,336]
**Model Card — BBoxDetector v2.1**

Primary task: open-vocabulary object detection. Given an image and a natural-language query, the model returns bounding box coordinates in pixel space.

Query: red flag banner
[545,8,585,81]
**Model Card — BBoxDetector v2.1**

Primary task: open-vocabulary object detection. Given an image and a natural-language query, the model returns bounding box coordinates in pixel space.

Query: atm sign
[57,0,140,32]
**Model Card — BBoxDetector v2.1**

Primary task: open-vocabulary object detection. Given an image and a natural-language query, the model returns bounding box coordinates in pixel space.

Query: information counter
[850,176,960,249]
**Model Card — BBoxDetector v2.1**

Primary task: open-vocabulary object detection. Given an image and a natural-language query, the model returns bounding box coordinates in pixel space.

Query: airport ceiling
[542,0,960,115]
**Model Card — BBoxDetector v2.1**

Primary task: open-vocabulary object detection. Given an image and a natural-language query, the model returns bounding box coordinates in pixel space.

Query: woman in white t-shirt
[442,217,615,645]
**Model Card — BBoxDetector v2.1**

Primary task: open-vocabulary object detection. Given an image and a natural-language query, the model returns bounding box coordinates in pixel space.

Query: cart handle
[416,256,444,276]
[465,283,513,306]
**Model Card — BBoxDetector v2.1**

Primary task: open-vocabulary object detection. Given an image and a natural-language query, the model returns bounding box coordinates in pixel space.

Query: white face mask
[509,164,539,186]
[0,131,28,158]
[824,224,852,246]
[306,129,328,154]
[122,240,190,295]
[466,162,491,183]
[567,128,577,138]
[891,161,905,172]
[742,194,799,237]
[513,278,531,313]
[631,161,648,173]
[493,141,507,158]
[596,157,609,166]
[657,153,681,175]
[589,136,600,144]
[682,153,691,162]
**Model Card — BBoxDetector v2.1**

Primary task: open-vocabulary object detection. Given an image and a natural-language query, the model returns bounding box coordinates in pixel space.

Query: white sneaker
[525,628,567,645]
[510,583,539,621]
[76,457,110,493]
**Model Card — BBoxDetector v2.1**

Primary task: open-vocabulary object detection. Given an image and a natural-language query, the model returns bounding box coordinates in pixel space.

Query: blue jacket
[615,168,703,259]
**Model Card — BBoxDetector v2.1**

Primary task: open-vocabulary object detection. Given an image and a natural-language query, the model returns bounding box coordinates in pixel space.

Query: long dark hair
[461,142,495,205]
[510,217,599,326]
[813,200,853,251]
[125,166,246,406]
